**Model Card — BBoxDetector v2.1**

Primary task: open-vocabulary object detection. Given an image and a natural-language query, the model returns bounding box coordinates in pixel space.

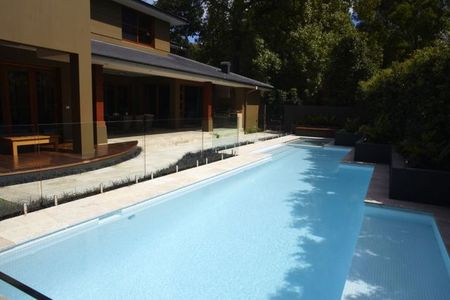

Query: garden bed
[390,151,450,206]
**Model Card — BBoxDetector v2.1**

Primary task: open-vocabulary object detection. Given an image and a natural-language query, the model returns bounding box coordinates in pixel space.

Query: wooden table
[1,135,59,162]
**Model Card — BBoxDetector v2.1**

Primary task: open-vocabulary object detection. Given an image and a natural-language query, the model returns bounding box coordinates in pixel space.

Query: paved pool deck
[0,135,298,251]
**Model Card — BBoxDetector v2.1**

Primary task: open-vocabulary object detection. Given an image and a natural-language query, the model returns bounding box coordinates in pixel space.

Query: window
[122,7,154,46]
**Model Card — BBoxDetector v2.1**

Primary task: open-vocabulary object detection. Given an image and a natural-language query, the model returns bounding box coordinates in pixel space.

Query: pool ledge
[339,147,450,254]
[0,135,299,252]
[365,163,450,255]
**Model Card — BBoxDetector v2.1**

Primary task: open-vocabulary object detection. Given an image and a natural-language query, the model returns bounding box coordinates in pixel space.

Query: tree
[252,37,281,83]
[322,33,382,105]
[194,0,258,75]
[155,0,204,54]
[268,0,357,104]
[194,0,232,66]
[353,0,450,66]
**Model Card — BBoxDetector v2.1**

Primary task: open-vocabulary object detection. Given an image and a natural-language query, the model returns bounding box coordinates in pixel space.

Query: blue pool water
[342,206,450,300]
[0,142,449,299]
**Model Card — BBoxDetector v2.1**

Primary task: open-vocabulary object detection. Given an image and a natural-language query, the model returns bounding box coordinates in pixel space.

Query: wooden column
[70,54,82,153]
[202,82,213,131]
[169,79,181,129]
[155,85,159,116]
[70,53,95,157]
[92,64,107,144]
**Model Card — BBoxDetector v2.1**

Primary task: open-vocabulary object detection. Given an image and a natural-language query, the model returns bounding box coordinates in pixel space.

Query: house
[0,0,272,159]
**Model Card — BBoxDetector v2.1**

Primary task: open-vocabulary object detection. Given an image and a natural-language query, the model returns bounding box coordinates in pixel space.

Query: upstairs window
[122,7,154,46]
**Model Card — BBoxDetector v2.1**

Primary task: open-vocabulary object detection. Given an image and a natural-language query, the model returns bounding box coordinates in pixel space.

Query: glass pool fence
[0,117,285,220]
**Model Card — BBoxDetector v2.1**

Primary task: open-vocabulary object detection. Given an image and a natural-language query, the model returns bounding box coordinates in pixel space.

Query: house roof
[91,39,273,89]
[111,0,188,26]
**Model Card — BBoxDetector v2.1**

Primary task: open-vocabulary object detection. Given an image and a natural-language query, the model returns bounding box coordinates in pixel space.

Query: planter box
[334,131,362,146]
[390,151,450,206]
[354,141,391,164]
[295,126,336,138]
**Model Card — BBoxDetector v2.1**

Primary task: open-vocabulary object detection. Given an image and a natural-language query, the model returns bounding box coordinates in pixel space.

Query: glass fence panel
[144,118,205,177]
[0,124,43,220]
[34,121,145,204]
[0,118,286,220]
[103,119,146,190]
[212,115,239,151]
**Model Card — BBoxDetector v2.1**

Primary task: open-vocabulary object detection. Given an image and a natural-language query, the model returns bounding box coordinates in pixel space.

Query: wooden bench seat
[1,135,59,162]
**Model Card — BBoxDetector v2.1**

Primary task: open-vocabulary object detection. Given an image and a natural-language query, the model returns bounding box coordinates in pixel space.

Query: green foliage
[353,0,450,66]
[358,115,395,143]
[0,198,21,221]
[300,115,340,127]
[194,0,257,75]
[155,0,448,110]
[358,42,450,169]
[323,33,382,105]
[399,134,450,170]
[195,0,232,66]
[191,0,368,105]
[343,117,363,133]
[270,0,357,104]
[252,37,282,83]
[155,0,204,52]
[267,88,301,105]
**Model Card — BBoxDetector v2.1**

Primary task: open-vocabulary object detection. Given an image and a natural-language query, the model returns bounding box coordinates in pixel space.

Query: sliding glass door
[8,70,31,131]
[0,64,60,134]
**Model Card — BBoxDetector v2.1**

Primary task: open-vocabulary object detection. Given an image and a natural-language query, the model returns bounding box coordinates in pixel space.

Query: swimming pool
[0,142,449,299]
[342,206,450,299]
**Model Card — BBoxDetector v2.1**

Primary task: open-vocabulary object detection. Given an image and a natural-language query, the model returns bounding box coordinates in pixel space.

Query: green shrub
[300,115,340,127]
[342,117,363,133]
[358,41,450,170]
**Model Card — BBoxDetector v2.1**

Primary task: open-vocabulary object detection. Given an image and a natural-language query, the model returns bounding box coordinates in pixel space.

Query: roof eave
[91,40,273,89]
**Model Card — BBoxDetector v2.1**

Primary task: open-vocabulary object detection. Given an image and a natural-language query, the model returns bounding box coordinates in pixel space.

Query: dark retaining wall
[390,151,450,206]
[334,132,362,146]
[283,105,356,131]
[354,141,392,164]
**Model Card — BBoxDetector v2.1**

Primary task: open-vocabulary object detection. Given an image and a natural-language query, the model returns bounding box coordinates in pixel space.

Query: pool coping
[0,135,300,252]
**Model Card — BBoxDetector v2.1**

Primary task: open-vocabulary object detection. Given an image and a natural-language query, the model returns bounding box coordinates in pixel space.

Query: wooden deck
[0,141,138,180]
